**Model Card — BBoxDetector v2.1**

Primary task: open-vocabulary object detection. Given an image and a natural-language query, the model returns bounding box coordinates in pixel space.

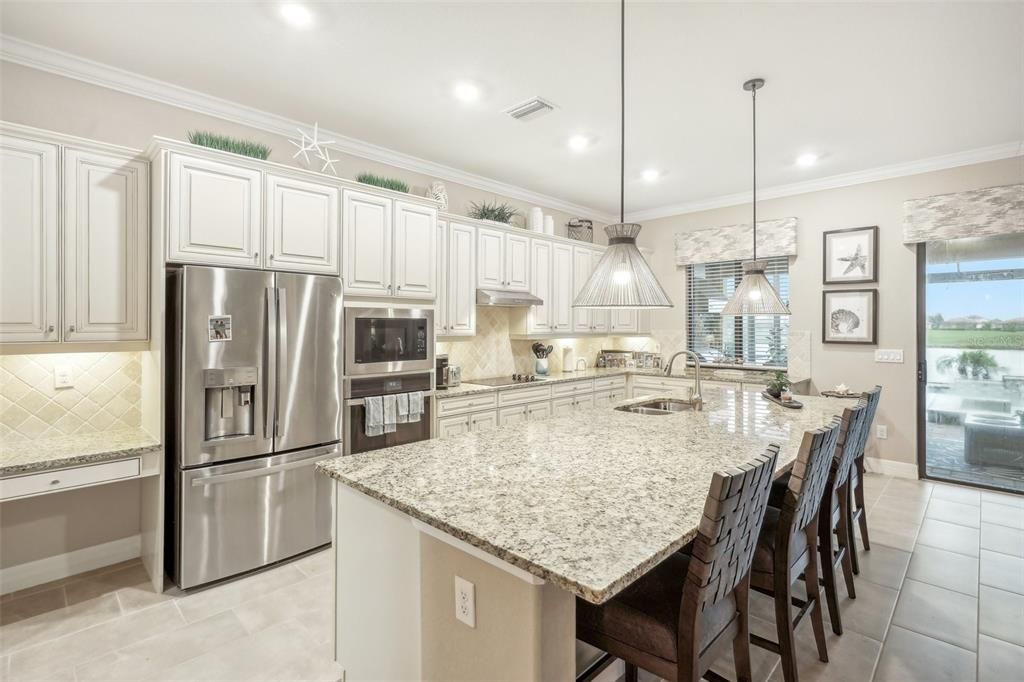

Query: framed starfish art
[823,225,878,284]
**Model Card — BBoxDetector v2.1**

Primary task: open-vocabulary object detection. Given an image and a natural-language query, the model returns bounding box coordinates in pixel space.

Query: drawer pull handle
[50,479,60,485]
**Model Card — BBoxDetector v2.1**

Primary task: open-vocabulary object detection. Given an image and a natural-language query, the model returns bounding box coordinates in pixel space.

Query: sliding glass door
[919,233,1024,493]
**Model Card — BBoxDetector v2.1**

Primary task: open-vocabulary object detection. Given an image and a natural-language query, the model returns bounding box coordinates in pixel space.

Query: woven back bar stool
[577,445,780,682]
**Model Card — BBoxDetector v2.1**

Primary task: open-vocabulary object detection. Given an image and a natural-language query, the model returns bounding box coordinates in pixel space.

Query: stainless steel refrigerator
[166,266,342,589]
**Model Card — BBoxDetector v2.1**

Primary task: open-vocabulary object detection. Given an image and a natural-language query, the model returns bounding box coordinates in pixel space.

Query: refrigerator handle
[276,287,288,439]
[264,287,277,441]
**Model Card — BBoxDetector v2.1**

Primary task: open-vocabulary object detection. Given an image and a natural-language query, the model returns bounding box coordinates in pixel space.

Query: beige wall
[0,61,604,242]
[638,156,1024,467]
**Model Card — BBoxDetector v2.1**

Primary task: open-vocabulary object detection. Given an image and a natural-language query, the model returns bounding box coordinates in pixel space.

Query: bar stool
[750,418,842,682]
[848,386,882,574]
[818,398,870,635]
[576,445,780,682]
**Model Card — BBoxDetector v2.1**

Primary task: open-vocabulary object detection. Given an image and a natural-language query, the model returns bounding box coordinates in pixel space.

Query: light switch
[874,349,904,364]
[54,365,74,389]
[876,424,888,439]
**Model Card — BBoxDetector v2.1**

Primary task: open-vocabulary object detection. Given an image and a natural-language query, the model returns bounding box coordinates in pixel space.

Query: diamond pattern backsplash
[0,352,143,443]
[436,307,679,379]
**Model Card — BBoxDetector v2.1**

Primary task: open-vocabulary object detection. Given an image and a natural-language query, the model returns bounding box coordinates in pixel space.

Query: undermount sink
[615,398,702,415]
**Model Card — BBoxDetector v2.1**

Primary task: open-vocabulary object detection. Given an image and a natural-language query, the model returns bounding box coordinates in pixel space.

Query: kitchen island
[317,385,853,681]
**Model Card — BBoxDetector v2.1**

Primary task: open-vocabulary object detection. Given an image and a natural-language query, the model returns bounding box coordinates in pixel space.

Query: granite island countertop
[1,428,162,477]
[318,385,855,604]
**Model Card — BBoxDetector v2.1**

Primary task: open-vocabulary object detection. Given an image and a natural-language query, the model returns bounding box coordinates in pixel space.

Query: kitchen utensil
[545,345,553,358]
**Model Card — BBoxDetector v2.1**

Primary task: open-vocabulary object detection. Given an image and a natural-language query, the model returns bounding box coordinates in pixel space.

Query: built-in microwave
[344,307,434,376]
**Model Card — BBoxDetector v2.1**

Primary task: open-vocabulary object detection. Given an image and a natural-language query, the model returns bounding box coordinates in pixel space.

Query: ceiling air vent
[505,97,556,122]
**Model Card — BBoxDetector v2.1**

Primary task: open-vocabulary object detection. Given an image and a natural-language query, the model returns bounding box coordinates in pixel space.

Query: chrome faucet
[664,350,702,403]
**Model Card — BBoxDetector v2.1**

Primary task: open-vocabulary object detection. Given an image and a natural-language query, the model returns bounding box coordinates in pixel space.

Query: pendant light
[573,0,672,310]
[720,78,791,316]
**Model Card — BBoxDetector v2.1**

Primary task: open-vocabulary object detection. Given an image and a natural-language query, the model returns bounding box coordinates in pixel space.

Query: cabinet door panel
[498,405,528,426]
[610,309,637,334]
[266,174,339,274]
[0,136,59,343]
[63,148,149,341]
[435,221,448,335]
[469,410,498,432]
[505,233,530,291]
[437,414,470,439]
[551,396,576,417]
[528,239,552,333]
[589,251,608,332]
[477,228,504,288]
[526,401,552,421]
[343,190,392,295]
[551,243,573,332]
[447,223,476,335]
[168,153,261,267]
[571,247,592,333]
[393,201,437,298]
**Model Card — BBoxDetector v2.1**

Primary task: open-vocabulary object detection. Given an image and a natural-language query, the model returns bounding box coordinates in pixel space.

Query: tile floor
[1,474,1022,681]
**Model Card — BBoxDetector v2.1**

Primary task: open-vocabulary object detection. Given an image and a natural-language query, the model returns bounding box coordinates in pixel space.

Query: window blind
[686,257,790,367]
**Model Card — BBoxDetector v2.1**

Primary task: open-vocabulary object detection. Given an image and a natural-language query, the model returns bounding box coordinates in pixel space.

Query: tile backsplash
[0,352,143,442]
[436,307,679,379]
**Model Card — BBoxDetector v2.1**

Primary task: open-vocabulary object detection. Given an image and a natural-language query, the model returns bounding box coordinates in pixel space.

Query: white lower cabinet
[437,410,498,437]
[498,400,552,425]
[469,410,498,432]
[552,392,594,417]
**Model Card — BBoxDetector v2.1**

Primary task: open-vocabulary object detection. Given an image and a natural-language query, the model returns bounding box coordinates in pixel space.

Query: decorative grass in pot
[356,173,410,193]
[468,201,519,225]
[187,131,271,160]
[766,370,790,399]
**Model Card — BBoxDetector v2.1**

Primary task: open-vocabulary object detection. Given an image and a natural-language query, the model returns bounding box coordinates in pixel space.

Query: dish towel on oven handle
[396,393,409,423]
[364,396,383,437]
[382,394,398,434]
[407,391,423,423]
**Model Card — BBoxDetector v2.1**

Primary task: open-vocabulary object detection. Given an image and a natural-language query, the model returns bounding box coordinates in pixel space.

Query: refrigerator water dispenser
[202,367,258,442]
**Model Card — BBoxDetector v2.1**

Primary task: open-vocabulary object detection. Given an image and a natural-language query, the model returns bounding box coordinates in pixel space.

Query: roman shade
[903,183,1024,244]
[675,217,798,266]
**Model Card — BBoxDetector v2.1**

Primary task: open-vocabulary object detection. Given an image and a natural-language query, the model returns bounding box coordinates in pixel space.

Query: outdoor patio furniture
[964,415,1024,467]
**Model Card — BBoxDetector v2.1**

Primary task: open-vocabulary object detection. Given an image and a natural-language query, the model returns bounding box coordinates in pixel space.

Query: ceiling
[1,1,1021,219]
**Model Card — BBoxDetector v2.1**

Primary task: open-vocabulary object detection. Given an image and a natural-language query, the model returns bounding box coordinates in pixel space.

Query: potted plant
[356,173,410,193]
[766,370,790,399]
[937,350,1001,380]
[468,200,519,226]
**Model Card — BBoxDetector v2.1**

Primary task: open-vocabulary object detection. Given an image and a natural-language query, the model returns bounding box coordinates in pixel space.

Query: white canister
[529,207,544,232]
[544,215,555,235]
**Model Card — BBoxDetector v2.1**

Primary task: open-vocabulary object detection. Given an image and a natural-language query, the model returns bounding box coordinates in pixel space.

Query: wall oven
[344,372,433,455]
[345,307,434,376]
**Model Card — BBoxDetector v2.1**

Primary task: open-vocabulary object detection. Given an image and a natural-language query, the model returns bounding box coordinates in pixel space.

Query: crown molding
[627,141,1024,222]
[0,35,617,223]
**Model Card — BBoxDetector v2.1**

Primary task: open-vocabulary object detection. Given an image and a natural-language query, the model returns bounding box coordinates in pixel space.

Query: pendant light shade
[572,0,673,310]
[719,260,790,315]
[722,78,790,317]
[574,223,673,309]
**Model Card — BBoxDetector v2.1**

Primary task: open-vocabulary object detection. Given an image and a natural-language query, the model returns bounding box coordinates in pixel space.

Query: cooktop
[467,374,548,387]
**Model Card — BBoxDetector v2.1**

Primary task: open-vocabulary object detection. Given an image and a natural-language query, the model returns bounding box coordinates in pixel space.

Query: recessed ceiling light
[796,152,819,168]
[641,168,660,182]
[279,3,313,28]
[453,82,481,103]
[568,134,590,152]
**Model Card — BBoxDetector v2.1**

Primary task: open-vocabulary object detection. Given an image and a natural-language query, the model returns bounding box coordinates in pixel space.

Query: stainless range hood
[476,289,544,307]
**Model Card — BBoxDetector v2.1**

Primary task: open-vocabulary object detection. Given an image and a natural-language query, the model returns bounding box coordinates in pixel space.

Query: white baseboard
[0,534,141,595]
[864,457,919,480]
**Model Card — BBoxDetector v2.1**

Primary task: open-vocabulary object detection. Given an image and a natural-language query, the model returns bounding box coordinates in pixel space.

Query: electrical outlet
[454,576,475,628]
[874,349,904,364]
[876,424,888,439]
[54,365,74,389]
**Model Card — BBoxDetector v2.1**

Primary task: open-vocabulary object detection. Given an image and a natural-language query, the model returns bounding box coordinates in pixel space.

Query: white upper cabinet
[0,135,59,343]
[505,232,530,291]
[571,247,592,334]
[393,201,437,298]
[62,148,149,342]
[343,189,392,296]
[610,308,637,334]
[167,153,261,267]
[445,222,476,336]
[265,173,339,274]
[527,239,552,333]
[476,227,504,289]
[435,220,448,335]
[551,243,573,333]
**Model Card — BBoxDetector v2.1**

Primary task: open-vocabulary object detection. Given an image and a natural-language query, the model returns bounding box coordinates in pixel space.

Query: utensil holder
[535,358,549,375]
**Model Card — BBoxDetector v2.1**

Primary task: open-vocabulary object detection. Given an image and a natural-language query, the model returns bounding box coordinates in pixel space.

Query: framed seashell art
[822,289,877,344]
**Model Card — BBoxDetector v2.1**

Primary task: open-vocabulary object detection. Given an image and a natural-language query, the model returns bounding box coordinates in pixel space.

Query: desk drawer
[436,392,498,417]
[0,457,141,501]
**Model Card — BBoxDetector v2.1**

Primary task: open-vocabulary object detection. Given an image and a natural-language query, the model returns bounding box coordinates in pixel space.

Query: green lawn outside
[927,329,1024,350]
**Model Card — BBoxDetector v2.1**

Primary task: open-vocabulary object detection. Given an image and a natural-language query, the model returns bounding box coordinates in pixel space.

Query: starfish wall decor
[288,122,341,176]
[838,244,868,275]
